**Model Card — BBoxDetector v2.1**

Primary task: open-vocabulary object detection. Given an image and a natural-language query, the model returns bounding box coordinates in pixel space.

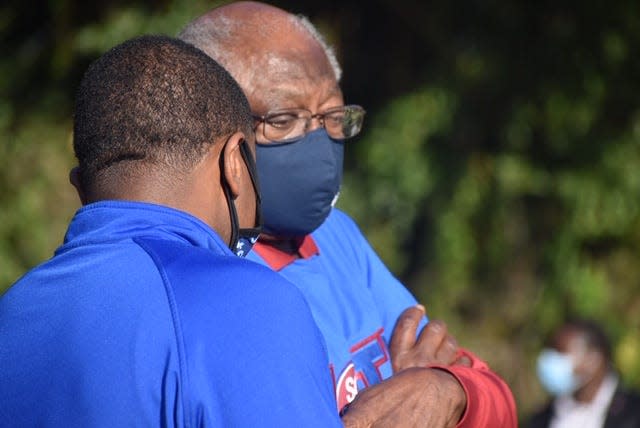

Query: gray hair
[178,12,342,82]
[290,14,342,81]
[178,14,240,79]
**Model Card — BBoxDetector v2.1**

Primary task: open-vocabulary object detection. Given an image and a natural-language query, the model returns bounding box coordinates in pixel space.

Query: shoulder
[595,382,640,428]
[526,402,553,428]
[135,236,311,319]
[325,208,360,229]
[618,384,640,401]
[136,236,324,368]
[134,241,340,427]
[315,208,366,243]
[610,384,640,417]
[137,236,294,290]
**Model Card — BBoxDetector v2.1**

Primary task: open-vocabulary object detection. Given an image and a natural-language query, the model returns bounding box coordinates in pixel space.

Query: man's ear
[69,166,88,205]
[221,131,248,199]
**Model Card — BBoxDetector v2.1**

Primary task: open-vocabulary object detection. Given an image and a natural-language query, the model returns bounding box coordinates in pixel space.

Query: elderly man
[0,35,343,427]
[180,2,517,427]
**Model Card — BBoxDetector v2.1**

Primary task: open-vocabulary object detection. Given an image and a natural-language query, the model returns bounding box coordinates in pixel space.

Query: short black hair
[73,35,252,188]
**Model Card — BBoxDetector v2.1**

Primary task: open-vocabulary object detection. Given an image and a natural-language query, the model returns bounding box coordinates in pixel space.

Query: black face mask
[220,140,262,257]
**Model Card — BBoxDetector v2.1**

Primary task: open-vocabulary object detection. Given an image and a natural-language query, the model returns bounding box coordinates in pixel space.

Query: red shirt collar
[253,235,319,271]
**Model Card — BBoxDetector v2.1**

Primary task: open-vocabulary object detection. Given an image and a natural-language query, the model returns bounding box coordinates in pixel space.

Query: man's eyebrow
[257,84,343,112]
[254,89,305,112]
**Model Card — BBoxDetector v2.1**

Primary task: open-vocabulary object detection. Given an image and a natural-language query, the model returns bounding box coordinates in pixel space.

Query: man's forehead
[553,326,588,353]
[251,78,342,111]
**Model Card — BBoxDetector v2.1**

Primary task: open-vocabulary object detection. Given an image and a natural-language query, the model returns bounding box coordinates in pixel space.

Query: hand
[390,306,471,372]
[341,367,467,428]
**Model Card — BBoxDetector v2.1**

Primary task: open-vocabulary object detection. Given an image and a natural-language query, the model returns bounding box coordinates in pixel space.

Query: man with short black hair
[0,35,342,427]
[530,319,640,428]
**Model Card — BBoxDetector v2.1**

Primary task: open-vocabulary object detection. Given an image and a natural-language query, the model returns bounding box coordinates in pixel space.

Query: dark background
[3,0,640,421]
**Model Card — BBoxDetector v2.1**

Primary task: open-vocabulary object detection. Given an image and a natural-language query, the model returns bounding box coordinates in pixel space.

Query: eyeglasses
[253,105,366,143]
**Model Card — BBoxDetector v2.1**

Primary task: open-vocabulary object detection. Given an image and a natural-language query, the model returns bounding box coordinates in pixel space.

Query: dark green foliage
[2,0,640,420]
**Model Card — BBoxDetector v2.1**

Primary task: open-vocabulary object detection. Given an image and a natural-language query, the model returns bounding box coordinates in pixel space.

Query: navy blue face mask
[221,140,262,257]
[256,128,344,237]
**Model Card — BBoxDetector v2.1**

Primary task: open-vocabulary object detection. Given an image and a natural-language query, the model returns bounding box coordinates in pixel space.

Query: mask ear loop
[239,140,262,229]
[219,142,241,251]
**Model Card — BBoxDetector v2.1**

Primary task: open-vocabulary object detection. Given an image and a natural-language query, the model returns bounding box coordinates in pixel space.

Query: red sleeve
[429,349,518,428]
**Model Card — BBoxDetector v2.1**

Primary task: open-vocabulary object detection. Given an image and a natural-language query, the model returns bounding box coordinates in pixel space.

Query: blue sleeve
[331,210,428,342]
[138,238,342,428]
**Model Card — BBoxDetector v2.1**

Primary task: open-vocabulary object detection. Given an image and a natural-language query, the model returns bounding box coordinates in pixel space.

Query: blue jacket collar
[57,200,230,255]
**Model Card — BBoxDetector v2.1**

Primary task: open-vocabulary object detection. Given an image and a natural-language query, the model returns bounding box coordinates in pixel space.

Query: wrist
[429,367,467,422]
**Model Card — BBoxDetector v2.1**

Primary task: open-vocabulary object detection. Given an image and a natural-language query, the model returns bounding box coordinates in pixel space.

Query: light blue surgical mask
[536,348,583,396]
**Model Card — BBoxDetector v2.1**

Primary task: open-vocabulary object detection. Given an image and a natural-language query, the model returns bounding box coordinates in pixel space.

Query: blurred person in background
[179,2,517,427]
[528,318,640,428]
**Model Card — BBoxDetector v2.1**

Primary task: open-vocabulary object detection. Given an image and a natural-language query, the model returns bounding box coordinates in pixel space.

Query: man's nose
[307,115,324,132]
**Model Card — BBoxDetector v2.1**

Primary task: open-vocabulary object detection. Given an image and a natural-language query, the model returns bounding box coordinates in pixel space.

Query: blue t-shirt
[0,201,341,427]
[248,208,428,410]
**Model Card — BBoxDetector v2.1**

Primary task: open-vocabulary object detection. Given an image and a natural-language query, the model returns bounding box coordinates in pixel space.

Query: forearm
[341,367,467,428]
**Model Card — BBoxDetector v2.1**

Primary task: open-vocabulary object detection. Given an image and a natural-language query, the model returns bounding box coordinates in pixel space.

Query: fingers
[390,308,462,371]
[413,319,459,365]
[453,349,473,367]
[455,355,473,367]
[389,305,426,370]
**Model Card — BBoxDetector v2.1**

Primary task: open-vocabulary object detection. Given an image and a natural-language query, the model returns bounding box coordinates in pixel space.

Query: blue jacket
[0,201,341,427]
